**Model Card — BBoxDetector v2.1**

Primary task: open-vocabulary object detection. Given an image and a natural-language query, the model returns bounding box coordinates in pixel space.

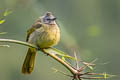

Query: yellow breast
[28,24,60,48]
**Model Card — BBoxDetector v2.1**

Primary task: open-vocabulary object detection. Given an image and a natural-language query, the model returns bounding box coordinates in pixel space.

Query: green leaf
[62,56,65,61]
[87,65,94,70]
[0,19,5,24]
[3,10,13,17]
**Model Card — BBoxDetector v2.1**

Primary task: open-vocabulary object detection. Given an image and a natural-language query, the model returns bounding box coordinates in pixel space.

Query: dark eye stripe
[46,19,51,20]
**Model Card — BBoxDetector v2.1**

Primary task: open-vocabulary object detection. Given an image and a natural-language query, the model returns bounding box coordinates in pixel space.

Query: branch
[42,49,77,74]
[0,39,76,74]
[0,39,114,80]
[0,39,37,48]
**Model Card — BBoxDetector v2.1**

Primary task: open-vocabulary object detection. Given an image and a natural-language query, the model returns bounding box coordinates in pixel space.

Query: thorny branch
[0,39,115,80]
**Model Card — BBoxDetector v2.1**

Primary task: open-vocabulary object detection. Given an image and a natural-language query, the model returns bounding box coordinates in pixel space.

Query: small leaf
[87,65,94,70]
[0,19,5,24]
[3,10,13,17]
[62,56,65,61]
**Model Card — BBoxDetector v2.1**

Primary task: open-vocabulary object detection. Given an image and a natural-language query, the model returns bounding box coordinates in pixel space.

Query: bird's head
[41,12,57,25]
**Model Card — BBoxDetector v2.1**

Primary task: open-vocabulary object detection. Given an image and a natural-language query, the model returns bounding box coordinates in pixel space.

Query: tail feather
[22,48,37,74]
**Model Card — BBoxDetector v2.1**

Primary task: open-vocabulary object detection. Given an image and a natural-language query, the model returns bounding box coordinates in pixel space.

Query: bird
[22,12,60,74]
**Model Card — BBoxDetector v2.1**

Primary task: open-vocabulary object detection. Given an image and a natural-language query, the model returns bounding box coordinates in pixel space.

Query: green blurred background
[0,0,120,80]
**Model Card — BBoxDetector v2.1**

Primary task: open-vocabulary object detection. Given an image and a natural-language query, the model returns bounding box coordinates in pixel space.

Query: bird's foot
[37,46,50,56]
[37,46,42,51]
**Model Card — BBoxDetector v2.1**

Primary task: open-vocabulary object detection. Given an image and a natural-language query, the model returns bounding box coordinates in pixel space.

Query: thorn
[78,58,98,72]
[74,51,79,70]
[52,67,72,77]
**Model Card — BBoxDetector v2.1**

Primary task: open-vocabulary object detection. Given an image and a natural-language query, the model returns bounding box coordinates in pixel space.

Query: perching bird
[22,12,60,74]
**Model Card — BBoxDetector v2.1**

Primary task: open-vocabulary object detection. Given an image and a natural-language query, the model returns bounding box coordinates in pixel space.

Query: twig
[0,39,37,48]
[42,49,77,74]
[52,67,72,77]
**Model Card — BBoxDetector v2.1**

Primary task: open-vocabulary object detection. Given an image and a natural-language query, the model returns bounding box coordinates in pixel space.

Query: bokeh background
[0,0,120,80]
